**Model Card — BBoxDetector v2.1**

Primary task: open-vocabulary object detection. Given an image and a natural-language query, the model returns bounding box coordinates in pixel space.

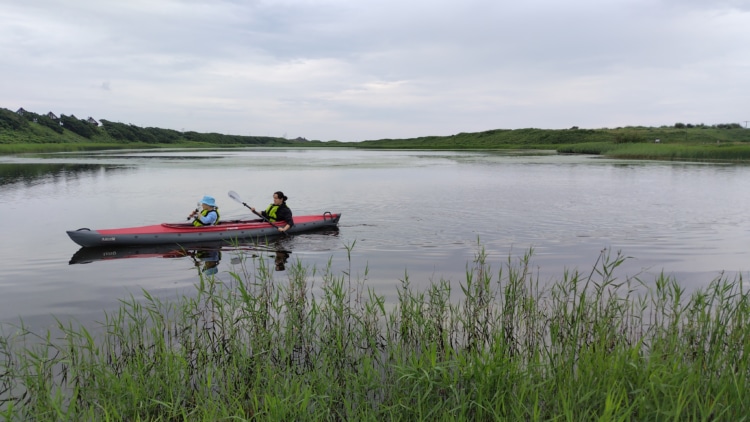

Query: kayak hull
[67,212,341,247]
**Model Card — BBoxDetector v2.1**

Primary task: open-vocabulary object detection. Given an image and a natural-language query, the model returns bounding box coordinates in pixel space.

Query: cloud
[1,0,749,141]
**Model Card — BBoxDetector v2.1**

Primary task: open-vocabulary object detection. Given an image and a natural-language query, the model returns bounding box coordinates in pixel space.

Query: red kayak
[67,212,341,247]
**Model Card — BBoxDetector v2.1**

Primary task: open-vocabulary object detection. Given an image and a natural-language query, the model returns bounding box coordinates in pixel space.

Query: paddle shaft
[242,202,272,223]
[240,202,288,234]
[228,190,287,234]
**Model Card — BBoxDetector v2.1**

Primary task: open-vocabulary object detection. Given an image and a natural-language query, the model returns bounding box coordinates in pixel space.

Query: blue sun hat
[200,195,216,207]
[203,266,219,276]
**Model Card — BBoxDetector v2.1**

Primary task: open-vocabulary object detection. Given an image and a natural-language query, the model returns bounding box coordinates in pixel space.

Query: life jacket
[192,208,220,227]
[264,204,280,222]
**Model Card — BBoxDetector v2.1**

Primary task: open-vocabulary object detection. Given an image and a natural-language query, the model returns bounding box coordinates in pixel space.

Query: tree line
[0,107,290,145]
[2,106,747,147]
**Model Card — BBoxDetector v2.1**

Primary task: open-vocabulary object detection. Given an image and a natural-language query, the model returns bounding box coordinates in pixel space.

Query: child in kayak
[189,195,220,226]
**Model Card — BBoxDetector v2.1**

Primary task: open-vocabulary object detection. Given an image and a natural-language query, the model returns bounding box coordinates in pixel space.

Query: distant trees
[0,108,26,130]
[99,120,283,144]
[7,109,65,133]
[675,122,742,129]
[181,131,283,145]
[101,120,161,143]
[715,123,742,129]
[59,115,97,138]
[613,132,647,144]
[37,114,64,133]
[9,106,747,148]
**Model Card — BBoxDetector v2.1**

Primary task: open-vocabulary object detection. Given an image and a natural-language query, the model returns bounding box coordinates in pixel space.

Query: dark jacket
[262,203,294,227]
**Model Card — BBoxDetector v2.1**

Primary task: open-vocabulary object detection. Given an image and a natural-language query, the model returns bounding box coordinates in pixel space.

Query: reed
[556,142,750,162]
[2,246,749,420]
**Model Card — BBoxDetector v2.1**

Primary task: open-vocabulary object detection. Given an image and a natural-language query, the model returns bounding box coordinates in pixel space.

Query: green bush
[0,109,27,131]
[613,132,647,144]
[36,115,64,134]
[60,114,98,139]
[101,120,161,143]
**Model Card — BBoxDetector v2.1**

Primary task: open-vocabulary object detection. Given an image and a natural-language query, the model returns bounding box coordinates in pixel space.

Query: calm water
[2,148,750,332]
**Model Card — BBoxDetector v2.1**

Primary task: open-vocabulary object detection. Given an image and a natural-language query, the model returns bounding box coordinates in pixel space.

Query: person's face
[273,194,282,205]
[201,203,211,210]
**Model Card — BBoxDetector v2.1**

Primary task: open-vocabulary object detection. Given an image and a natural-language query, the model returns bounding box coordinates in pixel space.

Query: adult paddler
[251,191,294,233]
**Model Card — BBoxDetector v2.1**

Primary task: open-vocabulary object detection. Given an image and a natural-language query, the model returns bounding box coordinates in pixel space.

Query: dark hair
[274,191,288,202]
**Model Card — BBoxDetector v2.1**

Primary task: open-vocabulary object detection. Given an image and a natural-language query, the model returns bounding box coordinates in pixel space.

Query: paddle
[186,201,200,221]
[228,190,284,232]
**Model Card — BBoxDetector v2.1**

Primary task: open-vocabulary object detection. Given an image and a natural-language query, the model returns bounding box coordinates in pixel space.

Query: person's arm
[205,210,218,225]
[277,207,294,232]
[250,206,268,217]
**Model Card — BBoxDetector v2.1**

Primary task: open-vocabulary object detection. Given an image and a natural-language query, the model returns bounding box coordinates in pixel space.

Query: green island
[3,107,750,419]
[2,106,750,162]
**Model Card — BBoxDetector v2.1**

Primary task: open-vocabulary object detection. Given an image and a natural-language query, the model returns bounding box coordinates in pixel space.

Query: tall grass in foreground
[2,246,750,420]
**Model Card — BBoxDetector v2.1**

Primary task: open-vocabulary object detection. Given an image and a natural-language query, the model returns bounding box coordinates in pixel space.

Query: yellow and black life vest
[264,204,280,222]
[192,208,220,227]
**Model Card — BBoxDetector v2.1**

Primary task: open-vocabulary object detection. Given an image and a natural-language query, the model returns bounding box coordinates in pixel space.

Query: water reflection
[188,248,222,275]
[274,250,291,271]
[0,163,129,187]
[68,239,285,272]
[68,228,340,272]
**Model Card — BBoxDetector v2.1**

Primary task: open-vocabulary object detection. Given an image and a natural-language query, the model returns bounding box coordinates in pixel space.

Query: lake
[2,148,749,333]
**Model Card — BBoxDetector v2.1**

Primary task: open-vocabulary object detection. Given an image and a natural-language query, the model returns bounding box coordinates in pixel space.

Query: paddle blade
[228,190,242,204]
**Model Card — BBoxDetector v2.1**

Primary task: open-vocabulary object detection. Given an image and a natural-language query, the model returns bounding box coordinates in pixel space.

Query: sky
[2,0,749,142]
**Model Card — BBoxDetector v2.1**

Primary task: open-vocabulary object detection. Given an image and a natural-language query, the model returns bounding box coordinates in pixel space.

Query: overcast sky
[2,0,749,142]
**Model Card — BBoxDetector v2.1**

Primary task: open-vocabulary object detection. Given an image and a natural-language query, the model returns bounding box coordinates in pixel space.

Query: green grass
[4,111,750,162]
[0,142,171,154]
[4,106,750,151]
[557,142,750,162]
[0,142,246,155]
[2,244,749,420]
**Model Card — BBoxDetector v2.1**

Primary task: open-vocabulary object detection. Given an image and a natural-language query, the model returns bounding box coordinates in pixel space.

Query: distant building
[16,107,27,115]
[86,117,99,126]
[46,112,58,120]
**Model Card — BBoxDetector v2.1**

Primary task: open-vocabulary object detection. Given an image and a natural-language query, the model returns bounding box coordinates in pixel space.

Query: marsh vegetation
[2,245,749,420]
[3,106,750,162]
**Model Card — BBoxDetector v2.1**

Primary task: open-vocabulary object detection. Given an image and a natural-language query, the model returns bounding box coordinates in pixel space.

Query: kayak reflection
[68,228,339,273]
[69,239,287,272]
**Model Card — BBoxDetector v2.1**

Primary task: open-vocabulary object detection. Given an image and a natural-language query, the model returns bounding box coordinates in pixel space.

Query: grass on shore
[558,142,750,162]
[1,245,749,420]
[5,140,750,163]
[0,142,222,155]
